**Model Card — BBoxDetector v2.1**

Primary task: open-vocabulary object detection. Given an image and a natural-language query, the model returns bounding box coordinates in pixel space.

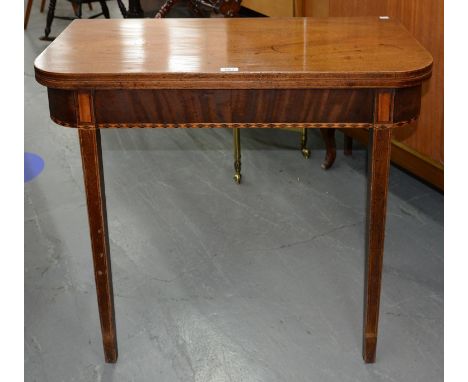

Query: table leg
[320,128,336,170]
[78,128,118,363]
[363,125,392,363]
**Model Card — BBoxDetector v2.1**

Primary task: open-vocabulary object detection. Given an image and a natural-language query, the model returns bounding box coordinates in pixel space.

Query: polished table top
[35,17,432,89]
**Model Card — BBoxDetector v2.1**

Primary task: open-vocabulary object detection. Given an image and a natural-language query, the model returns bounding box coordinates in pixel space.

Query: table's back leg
[363,90,393,363]
[233,127,241,184]
[78,128,118,363]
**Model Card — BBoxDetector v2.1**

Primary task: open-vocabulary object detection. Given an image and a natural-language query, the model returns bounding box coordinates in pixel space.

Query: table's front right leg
[363,90,394,363]
[78,128,118,363]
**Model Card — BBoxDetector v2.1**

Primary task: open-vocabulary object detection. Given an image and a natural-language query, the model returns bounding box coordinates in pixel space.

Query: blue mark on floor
[25,152,45,183]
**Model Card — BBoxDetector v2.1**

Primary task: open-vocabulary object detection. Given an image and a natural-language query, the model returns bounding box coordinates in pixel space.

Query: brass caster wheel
[301,148,310,159]
[233,128,241,185]
[300,128,310,159]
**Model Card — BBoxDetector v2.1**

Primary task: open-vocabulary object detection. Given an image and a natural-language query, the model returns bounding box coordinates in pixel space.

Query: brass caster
[301,148,310,159]
[233,173,241,184]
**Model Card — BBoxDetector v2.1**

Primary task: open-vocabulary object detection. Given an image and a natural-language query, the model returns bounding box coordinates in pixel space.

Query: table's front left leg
[78,128,118,363]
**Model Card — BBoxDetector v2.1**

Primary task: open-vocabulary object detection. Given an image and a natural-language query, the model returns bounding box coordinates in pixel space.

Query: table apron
[47,86,421,128]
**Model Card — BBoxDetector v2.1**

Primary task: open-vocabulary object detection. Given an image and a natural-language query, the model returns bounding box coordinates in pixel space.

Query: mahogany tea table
[34,17,432,364]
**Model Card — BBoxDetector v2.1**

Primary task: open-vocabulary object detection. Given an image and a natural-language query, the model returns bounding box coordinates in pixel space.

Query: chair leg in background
[99,1,110,18]
[77,2,83,18]
[40,0,57,41]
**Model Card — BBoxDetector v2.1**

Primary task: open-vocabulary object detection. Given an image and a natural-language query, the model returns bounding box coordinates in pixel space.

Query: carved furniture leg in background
[320,128,336,169]
[189,0,204,16]
[41,0,47,13]
[155,0,180,18]
[344,134,353,156]
[41,0,57,40]
[233,127,241,184]
[300,128,310,159]
[363,90,393,363]
[219,0,242,17]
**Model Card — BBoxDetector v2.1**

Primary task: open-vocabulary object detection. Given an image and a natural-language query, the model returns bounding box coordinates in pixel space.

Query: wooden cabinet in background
[242,0,444,190]
[326,0,443,190]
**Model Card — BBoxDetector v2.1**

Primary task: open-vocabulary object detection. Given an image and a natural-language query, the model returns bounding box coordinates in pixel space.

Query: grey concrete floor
[25,2,443,381]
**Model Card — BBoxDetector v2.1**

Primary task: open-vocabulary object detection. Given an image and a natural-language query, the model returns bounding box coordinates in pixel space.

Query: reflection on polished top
[34,17,433,89]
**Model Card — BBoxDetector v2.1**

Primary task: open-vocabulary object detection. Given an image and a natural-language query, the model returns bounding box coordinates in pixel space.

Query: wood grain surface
[34,17,432,89]
[47,87,422,128]
[78,127,118,363]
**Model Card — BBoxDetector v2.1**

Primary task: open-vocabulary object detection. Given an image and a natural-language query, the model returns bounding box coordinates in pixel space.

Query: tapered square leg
[79,128,118,363]
[363,126,391,363]
[363,90,394,363]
